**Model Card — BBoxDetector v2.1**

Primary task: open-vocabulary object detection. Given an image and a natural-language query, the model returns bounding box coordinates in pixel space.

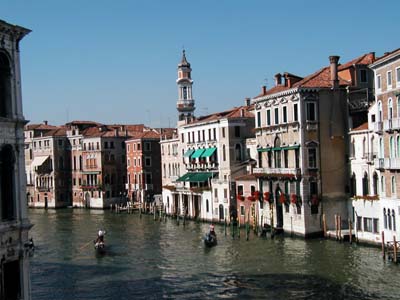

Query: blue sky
[3,0,400,127]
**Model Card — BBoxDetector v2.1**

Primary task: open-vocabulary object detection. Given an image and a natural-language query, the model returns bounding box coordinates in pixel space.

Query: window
[182,86,188,100]
[293,103,298,122]
[214,188,218,198]
[357,216,362,231]
[282,106,287,123]
[308,148,317,168]
[104,142,108,149]
[378,101,383,122]
[388,98,393,120]
[110,141,114,149]
[392,210,396,231]
[127,159,130,167]
[213,128,216,140]
[373,218,379,233]
[388,71,392,88]
[240,205,245,216]
[127,144,130,152]
[0,145,15,221]
[208,129,211,141]
[390,136,395,158]
[0,53,12,118]
[187,132,191,143]
[224,189,228,199]
[137,143,141,151]
[145,157,151,167]
[181,133,184,143]
[377,75,381,90]
[391,176,396,195]
[381,176,385,196]
[274,137,281,168]
[360,69,367,83]
[145,173,152,184]
[266,110,271,126]
[222,144,226,161]
[274,107,279,124]
[257,111,261,127]
[363,218,373,232]
[206,200,209,213]
[238,185,243,195]
[234,126,240,137]
[202,130,205,141]
[362,172,369,196]
[306,102,316,121]
[144,142,151,151]
[235,144,242,161]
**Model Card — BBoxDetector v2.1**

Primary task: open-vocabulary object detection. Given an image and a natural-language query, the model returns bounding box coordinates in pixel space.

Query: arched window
[0,52,12,118]
[378,101,383,122]
[350,173,356,196]
[384,208,387,229]
[362,137,366,158]
[235,144,242,161]
[0,145,15,220]
[274,137,281,168]
[392,210,396,231]
[222,144,226,161]
[388,98,393,120]
[390,136,395,158]
[381,176,385,195]
[397,96,400,118]
[388,208,392,230]
[392,176,396,195]
[371,136,375,157]
[372,172,378,195]
[362,172,369,196]
[351,139,355,157]
[397,135,400,157]
[379,137,384,158]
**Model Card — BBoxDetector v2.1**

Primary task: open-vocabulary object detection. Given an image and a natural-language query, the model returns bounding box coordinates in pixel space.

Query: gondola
[94,241,106,254]
[204,233,217,247]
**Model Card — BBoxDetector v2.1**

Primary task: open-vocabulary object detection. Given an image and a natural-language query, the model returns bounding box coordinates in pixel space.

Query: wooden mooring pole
[348,219,352,244]
[393,235,397,263]
[338,215,342,242]
[335,214,338,240]
[322,214,327,238]
[381,231,385,260]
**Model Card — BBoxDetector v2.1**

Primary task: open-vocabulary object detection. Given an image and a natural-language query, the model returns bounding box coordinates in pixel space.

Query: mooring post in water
[224,218,227,236]
[335,214,338,240]
[177,213,180,226]
[237,217,240,238]
[338,215,342,242]
[381,231,385,260]
[154,205,156,221]
[322,213,327,238]
[231,217,234,238]
[394,236,397,263]
[349,219,352,244]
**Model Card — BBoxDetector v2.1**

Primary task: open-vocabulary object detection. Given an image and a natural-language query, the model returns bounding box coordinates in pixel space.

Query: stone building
[369,49,400,241]
[0,19,32,300]
[251,53,375,237]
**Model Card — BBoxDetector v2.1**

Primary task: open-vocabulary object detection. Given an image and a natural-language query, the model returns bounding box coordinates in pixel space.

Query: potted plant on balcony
[290,193,297,204]
[237,194,245,201]
[247,195,255,201]
[279,193,287,204]
[253,191,260,200]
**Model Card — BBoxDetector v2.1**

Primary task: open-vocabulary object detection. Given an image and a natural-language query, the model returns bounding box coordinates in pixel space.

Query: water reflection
[29,209,400,300]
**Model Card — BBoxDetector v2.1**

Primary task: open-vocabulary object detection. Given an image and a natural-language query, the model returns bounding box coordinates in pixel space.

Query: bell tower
[176,50,195,124]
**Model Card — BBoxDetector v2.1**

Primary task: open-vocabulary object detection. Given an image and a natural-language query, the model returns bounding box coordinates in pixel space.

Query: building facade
[0,19,32,300]
[251,53,375,237]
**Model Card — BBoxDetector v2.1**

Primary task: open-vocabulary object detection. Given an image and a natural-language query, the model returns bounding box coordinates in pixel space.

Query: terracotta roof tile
[351,122,368,132]
[189,106,254,125]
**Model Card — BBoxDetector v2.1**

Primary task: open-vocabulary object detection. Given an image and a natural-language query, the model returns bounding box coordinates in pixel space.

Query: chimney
[329,55,340,89]
[114,128,119,137]
[245,97,251,106]
[240,108,245,117]
[274,73,282,86]
[43,120,48,125]
[262,85,267,95]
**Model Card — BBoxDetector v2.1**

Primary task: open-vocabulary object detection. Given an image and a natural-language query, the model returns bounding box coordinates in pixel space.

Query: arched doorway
[0,52,12,118]
[85,192,91,208]
[219,204,224,221]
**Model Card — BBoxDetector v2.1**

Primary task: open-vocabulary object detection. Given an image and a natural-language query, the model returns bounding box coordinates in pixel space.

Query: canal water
[29,209,400,300]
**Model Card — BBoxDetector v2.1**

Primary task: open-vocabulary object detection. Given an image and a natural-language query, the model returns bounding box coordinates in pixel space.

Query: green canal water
[29,209,400,300]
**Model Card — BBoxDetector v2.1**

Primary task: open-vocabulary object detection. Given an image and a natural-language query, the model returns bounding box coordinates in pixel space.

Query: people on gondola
[95,230,106,245]
[209,224,216,237]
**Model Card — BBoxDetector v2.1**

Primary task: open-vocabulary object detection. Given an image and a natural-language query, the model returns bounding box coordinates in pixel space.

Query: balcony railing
[383,118,400,131]
[37,187,50,192]
[253,167,301,177]
[363,152,377,163]
[373,121,383,133]
[374,157,400,170]
[81,184,102,190]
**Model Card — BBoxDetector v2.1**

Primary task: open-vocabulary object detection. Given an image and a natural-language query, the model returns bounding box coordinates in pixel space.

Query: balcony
[373,121,383,133]
[374,157,400,170]
[383,118,400,132]
[37,187,50,192]
[253,167,301,178]
[81,184,102,190]
[363,152,377,164]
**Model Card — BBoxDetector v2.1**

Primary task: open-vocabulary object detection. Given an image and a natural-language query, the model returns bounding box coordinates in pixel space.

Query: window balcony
[37,186,50,192]
[374,157,400,170]
[384,118,400,131]
[253,167,301,177]
[374,121,383,133]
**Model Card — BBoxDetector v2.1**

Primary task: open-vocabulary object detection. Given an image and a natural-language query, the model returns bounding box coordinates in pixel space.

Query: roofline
[369,49,400,69]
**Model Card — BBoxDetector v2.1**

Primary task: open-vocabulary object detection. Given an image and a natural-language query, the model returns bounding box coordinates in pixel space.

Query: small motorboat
[204,233,217,247]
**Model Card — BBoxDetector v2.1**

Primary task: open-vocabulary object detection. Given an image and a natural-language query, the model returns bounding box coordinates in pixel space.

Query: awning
[82,171,101,175]
[176,172,215,182]
[201,147,217,158]
[191,149,205,159]
[183,149,195,157]
[257,148,271,152]
[31,156,49,168]
[281,145,300,150]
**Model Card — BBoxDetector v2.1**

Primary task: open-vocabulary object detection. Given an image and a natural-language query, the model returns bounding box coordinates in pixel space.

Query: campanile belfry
[176,50,195,124]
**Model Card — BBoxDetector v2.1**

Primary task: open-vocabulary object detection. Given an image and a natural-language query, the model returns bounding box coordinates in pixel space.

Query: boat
[204,233,217,247]
[94,241,106,253]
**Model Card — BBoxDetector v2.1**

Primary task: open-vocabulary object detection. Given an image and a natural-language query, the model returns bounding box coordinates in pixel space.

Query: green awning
[257,148,272,152]
[201,147,217,158]
[176,173,192,182]
[189,172,215,182]
[176,172,215,182]
[191,148,205,159]
[183,149,195,157]
[281,145,300,150]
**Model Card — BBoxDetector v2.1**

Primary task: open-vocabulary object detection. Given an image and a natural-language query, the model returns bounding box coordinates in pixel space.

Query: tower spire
[176,50,195,124]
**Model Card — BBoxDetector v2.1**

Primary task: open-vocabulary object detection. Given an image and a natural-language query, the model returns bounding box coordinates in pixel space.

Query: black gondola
[204,233,217,247]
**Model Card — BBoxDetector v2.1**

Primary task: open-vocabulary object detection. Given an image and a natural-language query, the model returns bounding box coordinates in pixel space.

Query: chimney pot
[329,55,340,89]
[262,85,267,94]
[43,120,48,125]
[245,97,251,106]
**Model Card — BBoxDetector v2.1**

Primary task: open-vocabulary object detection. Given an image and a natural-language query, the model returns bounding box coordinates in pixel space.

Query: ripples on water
[29,209,400,300]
